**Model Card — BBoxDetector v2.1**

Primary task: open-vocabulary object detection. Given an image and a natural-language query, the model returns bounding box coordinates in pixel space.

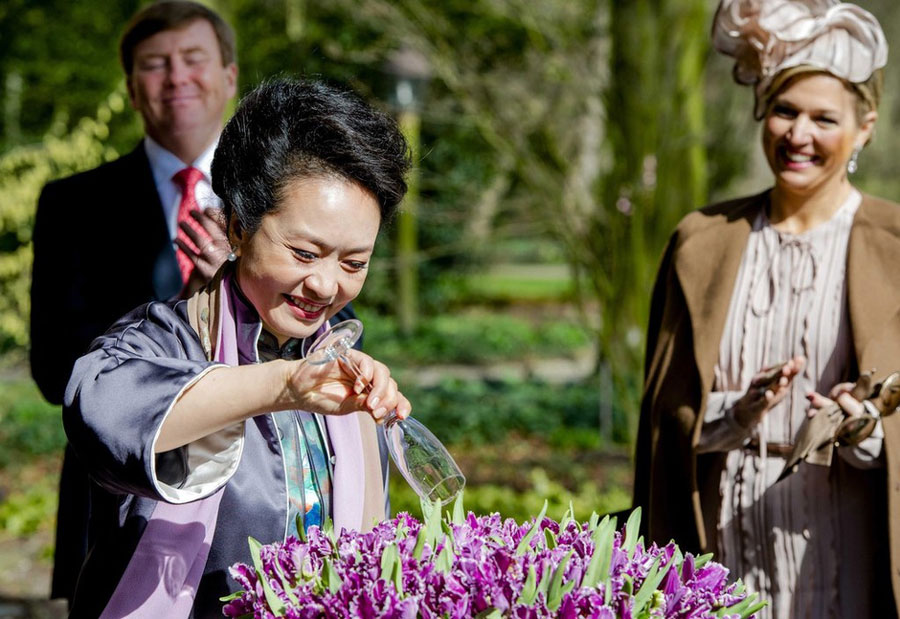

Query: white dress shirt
[143,136,223,241]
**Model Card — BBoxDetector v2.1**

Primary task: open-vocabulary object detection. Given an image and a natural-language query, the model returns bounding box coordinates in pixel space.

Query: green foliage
[840,0,900,203]
[582,0,712,425]
[399,377,630,447]
[4,0,896,385]
[0,378,63,537]
[230,0,509,315]
[389,467,630,524]
[436,266,576,305]
[360,311,590,366]
[0,478,57,537]
[0,0,141,151]
[0,88,128,352]
[0,378,65,467]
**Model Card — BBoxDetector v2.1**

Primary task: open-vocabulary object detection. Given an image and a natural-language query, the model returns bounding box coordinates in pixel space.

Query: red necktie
[172,167,209,284]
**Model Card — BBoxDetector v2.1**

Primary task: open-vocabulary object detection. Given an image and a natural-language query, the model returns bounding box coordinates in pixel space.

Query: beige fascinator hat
[712,0,888,118]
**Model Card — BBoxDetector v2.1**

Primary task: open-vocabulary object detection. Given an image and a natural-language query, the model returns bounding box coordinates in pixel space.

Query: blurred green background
[1,0,898,602]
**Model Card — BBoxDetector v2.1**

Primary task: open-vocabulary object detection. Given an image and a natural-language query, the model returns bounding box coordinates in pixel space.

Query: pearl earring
[847,147,861,174]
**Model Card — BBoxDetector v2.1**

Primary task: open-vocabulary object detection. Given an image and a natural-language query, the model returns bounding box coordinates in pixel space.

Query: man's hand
[177,207,230,296]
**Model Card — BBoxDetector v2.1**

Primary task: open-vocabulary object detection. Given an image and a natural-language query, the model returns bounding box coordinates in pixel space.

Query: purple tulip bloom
[223,504,762,618]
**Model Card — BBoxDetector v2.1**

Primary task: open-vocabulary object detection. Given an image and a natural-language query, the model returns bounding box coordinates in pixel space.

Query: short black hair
[212,78,410,234]
[120,1,236,76]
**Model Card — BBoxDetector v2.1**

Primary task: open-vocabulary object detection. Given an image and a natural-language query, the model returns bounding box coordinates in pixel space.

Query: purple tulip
[223,506,761,618]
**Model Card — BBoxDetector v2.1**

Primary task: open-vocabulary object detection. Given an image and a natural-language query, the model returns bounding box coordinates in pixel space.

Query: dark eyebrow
[295,236,374,255]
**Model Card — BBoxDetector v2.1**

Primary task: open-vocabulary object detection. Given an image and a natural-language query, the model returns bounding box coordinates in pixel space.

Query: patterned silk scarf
[257,331,333,535]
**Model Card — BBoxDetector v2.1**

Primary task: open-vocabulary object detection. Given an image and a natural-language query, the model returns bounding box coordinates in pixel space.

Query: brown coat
[633,190,900,611]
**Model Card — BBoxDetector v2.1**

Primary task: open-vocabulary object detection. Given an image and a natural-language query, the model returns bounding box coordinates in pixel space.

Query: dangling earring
[847,147,861,174]
[227,248,237,262]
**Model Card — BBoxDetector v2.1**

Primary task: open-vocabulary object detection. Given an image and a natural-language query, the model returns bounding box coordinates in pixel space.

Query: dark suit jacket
[31,142,181,406]
[30,142,181,602]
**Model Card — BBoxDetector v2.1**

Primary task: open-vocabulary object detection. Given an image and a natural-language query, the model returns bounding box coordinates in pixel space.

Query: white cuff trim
[150,364,246,503]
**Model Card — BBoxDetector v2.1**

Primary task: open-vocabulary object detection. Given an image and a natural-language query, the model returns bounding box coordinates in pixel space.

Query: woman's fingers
[804,389,863,420]
[808,379,866,419]
[828,381,855,400]
[787,355,806,375]
[364,361,397,420]
[338,351,410,421]
[290,348,407,423]
[806,391,833,410]
[341,350,374,393]
[392,394,412,421]
[749,364,783,389]
[773,356,805,384]
[749,355,804,390]
[733,358,799,429]
[835,391,864,417]
[763,373,792,407]
[745,355,807,411]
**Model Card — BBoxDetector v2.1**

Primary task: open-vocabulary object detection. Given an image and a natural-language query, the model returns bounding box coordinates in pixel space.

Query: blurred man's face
[127,19,237,156]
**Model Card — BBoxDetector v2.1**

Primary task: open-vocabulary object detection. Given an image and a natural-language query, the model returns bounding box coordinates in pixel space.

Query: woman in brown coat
[633,1,900,616]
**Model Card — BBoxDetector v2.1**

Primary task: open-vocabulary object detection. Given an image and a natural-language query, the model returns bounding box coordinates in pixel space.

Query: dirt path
[0,529,66,617]
[0,531,53,599]
[0,459,65,618]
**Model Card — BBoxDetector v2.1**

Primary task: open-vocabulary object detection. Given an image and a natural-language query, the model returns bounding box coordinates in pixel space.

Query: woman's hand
[159,352,410,452]
[806,382,865,418]
[732,355,806,429]
[283,349,412,422]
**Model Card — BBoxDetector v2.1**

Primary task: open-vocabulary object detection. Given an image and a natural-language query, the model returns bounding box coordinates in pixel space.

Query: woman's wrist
[159,360,299,453]
[273,358,305,411]
[731,395,762,430]
[727,406,761,442]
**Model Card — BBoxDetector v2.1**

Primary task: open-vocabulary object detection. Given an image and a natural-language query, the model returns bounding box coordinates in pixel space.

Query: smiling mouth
[163,94,201,105]
[283,294,327,318]
[780,148,819,167]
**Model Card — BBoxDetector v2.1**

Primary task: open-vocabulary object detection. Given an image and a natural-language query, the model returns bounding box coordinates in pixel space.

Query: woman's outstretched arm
[156,350,410,452]
[65,301,409,501]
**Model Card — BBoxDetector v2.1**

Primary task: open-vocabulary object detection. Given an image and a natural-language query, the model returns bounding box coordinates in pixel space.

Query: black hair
[120,1,236,75]
[212,78,411,235]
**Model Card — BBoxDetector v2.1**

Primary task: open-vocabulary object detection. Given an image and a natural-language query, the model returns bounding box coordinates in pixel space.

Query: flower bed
[223,499,763,618]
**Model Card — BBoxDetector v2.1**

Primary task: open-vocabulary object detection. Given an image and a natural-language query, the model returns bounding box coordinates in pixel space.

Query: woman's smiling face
[762,72,875,197]
[232,176,380,345]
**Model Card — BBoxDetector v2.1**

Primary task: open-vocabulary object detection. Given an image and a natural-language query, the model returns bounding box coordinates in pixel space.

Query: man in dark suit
[30,1,238,602]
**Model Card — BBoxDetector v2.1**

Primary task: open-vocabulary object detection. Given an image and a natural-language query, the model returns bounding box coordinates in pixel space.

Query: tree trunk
[590,0,708,427]
[396,110,421,336]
